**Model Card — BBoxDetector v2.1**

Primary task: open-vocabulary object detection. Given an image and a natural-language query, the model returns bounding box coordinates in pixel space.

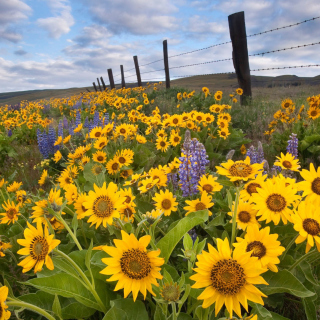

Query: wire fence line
[94,13,320,92]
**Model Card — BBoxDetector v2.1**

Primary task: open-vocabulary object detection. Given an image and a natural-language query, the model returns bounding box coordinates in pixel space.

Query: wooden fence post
[133,56,142,87]
[108,69,115,89]
[93,82,98,92]
[100,76,107,90]
[86,88,91,93]
[228,11,252,105]
[120,65,126,88]
[163,40,170,88]
[97,78,102,91]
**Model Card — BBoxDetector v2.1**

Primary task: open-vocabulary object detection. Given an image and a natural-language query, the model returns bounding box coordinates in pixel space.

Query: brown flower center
[246,183,261,195]
[202,184,213,193]
[112,163,119,171]
[97,156,104,162]
[93,196,113,218]
[266,193,286,212]
[210,259,246,295]
[119,156,126,164]
[282,160,292,169]
[246,241,266,259]
[310,110,317,117]
[238,211,251,223]
[161,199,172,210]
[146,183,153,189]
[95,132,101,137]
[229,163,253,178]
[7,208,17,219]
[120,249,151,280]
[124,207,133,217]
[92,165,103,175]
[160,141,166,147]
[174,136,180,142]
[31,236,49,260]
[311,177,320,195]
[195,202,206,211]
[161,283,180,302]
[120,128,126,134]
[173,118,179,124]
[284,102,290,108]
[303,218,320,236]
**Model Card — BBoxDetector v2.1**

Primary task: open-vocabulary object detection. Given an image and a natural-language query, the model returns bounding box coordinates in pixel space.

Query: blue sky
[0,0,319,93]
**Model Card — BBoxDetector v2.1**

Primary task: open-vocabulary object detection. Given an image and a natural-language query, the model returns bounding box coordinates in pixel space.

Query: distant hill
[1,74,320,106]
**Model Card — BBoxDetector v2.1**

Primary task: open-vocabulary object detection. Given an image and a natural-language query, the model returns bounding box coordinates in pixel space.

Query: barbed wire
[251,64,320,72]
[170,58,233,70]
[170,71,236,78]
[168,41,232,59]
[140,58,164,67]
[247,16,320,38]
[249,41,320,57]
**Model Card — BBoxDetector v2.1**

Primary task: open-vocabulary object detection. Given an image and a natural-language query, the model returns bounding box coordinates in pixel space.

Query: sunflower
[170,115,182,127]
[120,204,136,222]
[65,184,78,204]
[202,87,210,98]
[0,241,12,257]
[124,173,142,187]
[236,88,243,95]
[274,152,300,172]
[0,286,11,320]
[106,158,121,175]
[157,129,167,138]
[6,181,22,192]
[38,169,48,186]
[156,137,169,152]
[198,175,223,195]
[152,189,178,216]
[63,135,71,144]
[115,149,134,167]
[190,238,267,318]
[53,150,62,163]
[83,182,125,228]
[234,225,284,272]
[17,222,60,273]
[0,200,20,225]
[218,128,230,140]
[184,192,214,216]
[90,127,103,139]
[94,137,108,150]
[214,91,222,101]
[218,113,231,122]
[298,163,320,206]
[209,104,223,113]
[148,167,168,187]
[170,133,181,147]
[138,177,158,194]
[93,150,107,164]
[292,201,320,253]
[240,173,267,202]
[74,193,89,219]
[228,200,260,230]
[100,231,164,301]
[251,179,299,225]
[119,188,136,207]
[216,157,263,182]
[74,123,83,133]
[57,170,73,190]
[120,169,133,179]
[281,98,293,110]
[54,136,62,146]
[136,135,146,144]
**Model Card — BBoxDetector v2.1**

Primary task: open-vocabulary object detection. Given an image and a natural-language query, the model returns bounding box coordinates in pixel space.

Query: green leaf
[154,306,166,320]
[19,291,55,311]
[71,212,78,233]
[249,302,272,319]
[298,260,319,286]
[177,313,193,320]
[162,264,180,282]
[183,233,193,250]
[216,179,234,187]
[261,270,315,298]
[102,307,129,320]
[303,297,317,320]
[157,210,209,263]
[23,273,103,311]
[85,239,94,283]
[52,294,62,319]
[61,302,96,319]
[109,299,149,320]
[268,311,290,320]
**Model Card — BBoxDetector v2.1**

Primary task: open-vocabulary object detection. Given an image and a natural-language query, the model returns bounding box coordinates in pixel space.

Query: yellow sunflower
[240,173,267,202]
[214,91,222,101]
[148,167,167,187]
[184,192,214,216]
[90,127,103,139]
[228,199,260,230]
[6,181,22,192]
[216,157,263,182]
[202,87,210,98]
[152,189,178,216]
[281,98,293,110]
[298,163,320,206]
[120,204,136,222]
[0,286,11,320]
[234,225,284,272]
[124,173,142,187]
[38,169,48,186]
[17,222,60,273]
[94,137,108,150]
[198,175,223,195]
[156,137,169,152]
[307,107,320,120]
[274,152,300,172]
[83,182,125,228]
[100,230,164,301]
[115,149,134,167]
[53,150,62,163]
[0,200,20,225]
[236,88,243,95]
[251,179,299,225]
[218,128,230,140]
[292,201,320,253]
[106,158,121,175]
[170,133,181,147]
[138,177,158,194]
[57,170,73,190]
[190,238,267,318]
[93,150,107,164]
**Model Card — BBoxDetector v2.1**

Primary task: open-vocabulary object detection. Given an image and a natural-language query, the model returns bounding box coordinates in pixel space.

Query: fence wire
[251,64,320,72]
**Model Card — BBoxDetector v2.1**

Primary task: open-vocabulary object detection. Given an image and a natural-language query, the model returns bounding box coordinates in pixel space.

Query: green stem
[0,189,7,202]
[281,234,298,261]
[54,249,107,313]
[79,220,89,248]
[57,213,83,251]
[230,187,240,248]
[171,302,177,320]
[289,249,320,271]
[6,300,56,320]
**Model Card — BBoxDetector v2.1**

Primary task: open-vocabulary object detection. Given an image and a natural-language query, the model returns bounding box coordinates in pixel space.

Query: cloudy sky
[0,0,319,93]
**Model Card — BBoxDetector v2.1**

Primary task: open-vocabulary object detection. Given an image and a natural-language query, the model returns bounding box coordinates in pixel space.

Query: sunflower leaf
[157,210,209,263]
[303,296,317,320]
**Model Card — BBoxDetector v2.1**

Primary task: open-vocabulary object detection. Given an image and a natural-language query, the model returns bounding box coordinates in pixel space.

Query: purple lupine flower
[48,126,58,153]
[167,173,178,191]
[287,133,298,159]
[63,116,68,128]
[93,110,99,127]
[246,146,258,164]
[75,110,81,127]
[58,120,63,139]
[7,129,12,137]
[84,116,89,128]
[37,129,50,159]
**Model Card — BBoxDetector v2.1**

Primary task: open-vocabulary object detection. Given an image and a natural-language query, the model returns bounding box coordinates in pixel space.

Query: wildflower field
[1,82,320,320]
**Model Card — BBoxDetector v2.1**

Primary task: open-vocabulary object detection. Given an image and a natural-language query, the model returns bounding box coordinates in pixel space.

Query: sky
[0,0,319,93]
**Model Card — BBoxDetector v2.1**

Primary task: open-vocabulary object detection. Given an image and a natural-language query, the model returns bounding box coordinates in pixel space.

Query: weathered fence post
[133,56,142,87]
[100,76,107,90]
[97,78,102,91]
[163,40,170,88]
[93,82,98,92]
[86,88,91,93]
[108,69,115,89]
[228,11,252,105]
[120,65,126,88]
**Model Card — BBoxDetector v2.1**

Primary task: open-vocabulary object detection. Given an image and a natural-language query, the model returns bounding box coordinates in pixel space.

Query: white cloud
[82,0,179,35]
[0,0,32,42]
[37,0,74,39]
